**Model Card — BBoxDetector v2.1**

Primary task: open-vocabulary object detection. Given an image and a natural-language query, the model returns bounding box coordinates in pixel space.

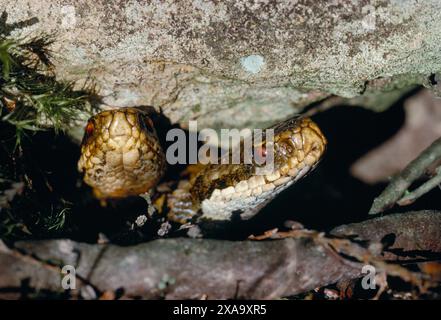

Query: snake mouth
[78,107,166,199]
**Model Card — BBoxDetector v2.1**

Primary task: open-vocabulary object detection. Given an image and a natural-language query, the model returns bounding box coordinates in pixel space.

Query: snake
[78,107,327,226]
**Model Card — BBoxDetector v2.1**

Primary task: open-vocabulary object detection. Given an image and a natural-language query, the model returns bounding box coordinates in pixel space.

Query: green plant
[0,11,99,240]
[0,10,98,147]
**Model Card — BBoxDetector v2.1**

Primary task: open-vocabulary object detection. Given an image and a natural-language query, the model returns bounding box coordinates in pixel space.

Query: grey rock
[3,0,441,130]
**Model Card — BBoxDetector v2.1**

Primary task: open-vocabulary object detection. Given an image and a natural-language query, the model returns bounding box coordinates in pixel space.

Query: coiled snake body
[78,107,327,225]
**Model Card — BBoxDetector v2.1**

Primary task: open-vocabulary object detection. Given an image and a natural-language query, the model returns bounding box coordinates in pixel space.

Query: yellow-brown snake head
[78,107,166,199]
[168,117,327,223]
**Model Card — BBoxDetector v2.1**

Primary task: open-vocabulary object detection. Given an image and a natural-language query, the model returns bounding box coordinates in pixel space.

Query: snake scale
[78,107,327,226]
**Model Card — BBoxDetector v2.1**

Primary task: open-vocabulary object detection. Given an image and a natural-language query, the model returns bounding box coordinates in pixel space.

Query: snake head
[78,107,166,199]
[271,117,327,178]
[183,116,327,223]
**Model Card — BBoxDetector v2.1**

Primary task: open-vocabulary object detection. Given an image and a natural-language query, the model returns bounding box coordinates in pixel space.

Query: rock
[3,1,441,130]
[351,89,441,184]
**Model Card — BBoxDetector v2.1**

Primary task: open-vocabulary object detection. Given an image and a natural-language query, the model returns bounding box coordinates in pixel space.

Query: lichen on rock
[2,0,441,130]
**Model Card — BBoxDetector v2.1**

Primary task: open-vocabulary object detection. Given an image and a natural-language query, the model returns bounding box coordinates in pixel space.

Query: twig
[398,166,441,206]
[369,137,441,215]
[1,211,440,299]
[251,228,429,291]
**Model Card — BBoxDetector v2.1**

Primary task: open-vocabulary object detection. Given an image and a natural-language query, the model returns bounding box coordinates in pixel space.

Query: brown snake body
[78,107,327,225]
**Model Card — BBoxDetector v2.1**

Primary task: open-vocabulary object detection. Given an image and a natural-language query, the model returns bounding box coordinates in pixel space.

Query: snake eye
[146,117,154,131]
[256,145,267,158]
[139,114,155,134]
[85,121,94,136]
[254,145,267,164]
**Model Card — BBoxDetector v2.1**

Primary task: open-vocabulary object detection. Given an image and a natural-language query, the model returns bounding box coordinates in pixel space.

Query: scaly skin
[167,117,327,223]
[78,107,166,199]
[78,107,327,224]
